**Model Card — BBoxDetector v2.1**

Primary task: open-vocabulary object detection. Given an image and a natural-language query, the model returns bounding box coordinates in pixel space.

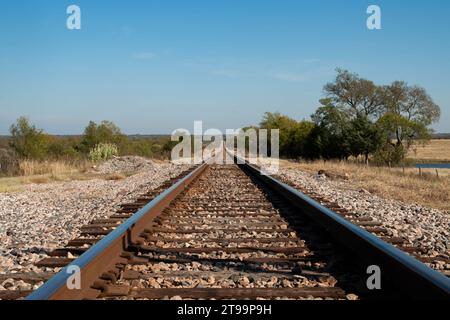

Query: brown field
[0,160,105,193]
[408,139,450,162]
[0,157,168,193]
[281,160,450,212]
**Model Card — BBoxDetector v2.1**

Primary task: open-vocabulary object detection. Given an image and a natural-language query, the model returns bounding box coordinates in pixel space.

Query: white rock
[0,161,190,272]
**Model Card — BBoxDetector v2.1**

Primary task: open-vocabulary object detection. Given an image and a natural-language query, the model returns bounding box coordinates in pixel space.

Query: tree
[302,125,323,160]
[252,70,440,165]
[348,115,383,164]
[79,121,127,154]
[259,112,298,157]
[285,120,315,159]
[324,69,383,118]
[310,99,352,160]
[9,117,48,159]
[377,81,440,162]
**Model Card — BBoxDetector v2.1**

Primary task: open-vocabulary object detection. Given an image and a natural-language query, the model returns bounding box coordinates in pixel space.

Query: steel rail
[232,153,450,300]
[26,162,208,300]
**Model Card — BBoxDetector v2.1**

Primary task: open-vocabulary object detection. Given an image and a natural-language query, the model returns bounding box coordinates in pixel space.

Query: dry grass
[18,159,90,177]
[281,160,450,212]
[0,179,24,193]
[408,139,450,162]
[0,157,155,192]
[105,173,126,181]
[0,160,112,192]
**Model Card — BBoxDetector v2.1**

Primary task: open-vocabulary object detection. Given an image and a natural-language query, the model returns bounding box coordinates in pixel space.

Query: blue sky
[0,0,449,134]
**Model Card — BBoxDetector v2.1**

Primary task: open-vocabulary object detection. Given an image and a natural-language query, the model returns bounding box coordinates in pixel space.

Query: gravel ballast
[278,167,450,271]
[96,156,157,174]
[0,161,190,275]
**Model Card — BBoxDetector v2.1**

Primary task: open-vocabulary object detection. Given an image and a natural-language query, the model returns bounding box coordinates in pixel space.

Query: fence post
[436,169,439,178]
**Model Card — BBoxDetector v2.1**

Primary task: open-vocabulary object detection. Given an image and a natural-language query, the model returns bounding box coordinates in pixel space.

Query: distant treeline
[0,118,174,161]
[431,133,450,139]
[256,69,441,165]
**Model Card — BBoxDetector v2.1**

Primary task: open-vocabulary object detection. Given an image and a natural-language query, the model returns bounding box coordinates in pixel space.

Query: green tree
[80,121,127,154]
[310,99,352,160]
[284,120,315,159]
[302,125,323,160]
[348,115,383,164]
[376,81,440,163]
[259,112,298,156]
[9,117,48,159]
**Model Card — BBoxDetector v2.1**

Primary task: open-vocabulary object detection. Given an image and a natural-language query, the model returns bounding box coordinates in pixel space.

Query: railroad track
[1,156,449,300]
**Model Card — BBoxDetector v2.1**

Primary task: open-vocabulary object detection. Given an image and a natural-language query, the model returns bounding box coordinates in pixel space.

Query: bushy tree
[310,99,352,160]
[284,120,315,159]
[348,115,384,163]
[302,125,323,160]
[378,81,439,152]
[259,112,298,157]
[322,70,441,164]
[80,121,127,154]
[9,117,48,159]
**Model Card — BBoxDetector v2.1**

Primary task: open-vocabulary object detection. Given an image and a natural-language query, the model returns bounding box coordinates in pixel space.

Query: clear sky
[0,0,449,134]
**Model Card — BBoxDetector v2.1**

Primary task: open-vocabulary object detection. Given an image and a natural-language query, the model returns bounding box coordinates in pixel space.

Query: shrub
[151,144,162,153]
[80,121,127,154]
[46,136,81,160]
[373,143,407,166]
[0,148,20,176]
[9,117,48,159]
[120,139,154,157]
[89,143,118,162]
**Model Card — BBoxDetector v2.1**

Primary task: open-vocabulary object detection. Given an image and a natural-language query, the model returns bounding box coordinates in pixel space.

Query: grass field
[281,159,450,212]
[0,160,126,193]
[276,137,450,213]
[408,139,450,162]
